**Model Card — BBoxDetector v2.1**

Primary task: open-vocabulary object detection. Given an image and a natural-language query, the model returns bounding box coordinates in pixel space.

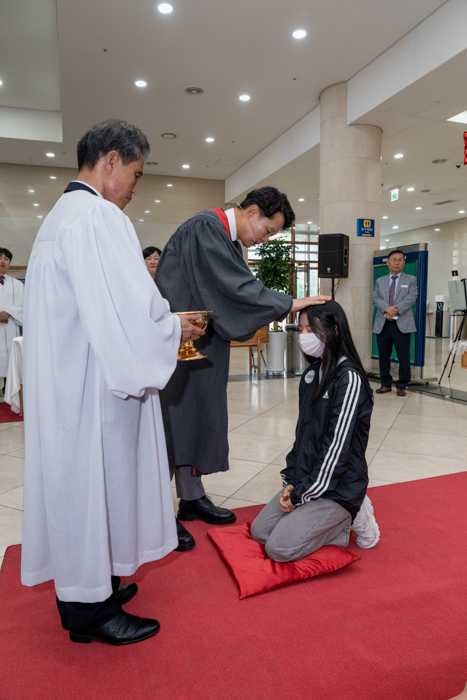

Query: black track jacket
[280,358,373,516]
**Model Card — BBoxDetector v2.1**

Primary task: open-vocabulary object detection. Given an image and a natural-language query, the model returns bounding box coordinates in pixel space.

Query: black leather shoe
[175,519,196,551]
[68,610,160,645]
[61,582,138,630]
[177,496,236,525]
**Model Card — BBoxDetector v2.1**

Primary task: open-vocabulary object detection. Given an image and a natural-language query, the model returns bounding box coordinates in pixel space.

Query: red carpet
[1,473,467,700]
[0,401,23,422]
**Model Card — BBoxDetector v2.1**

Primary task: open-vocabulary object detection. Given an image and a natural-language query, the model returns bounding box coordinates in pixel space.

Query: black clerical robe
[156,210,292,475]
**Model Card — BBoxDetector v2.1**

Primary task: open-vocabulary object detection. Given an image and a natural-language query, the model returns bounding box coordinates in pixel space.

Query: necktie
[0,276,4,286]
[388,276,397,306]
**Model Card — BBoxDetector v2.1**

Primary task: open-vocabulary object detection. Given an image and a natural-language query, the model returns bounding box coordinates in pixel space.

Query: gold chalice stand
[173,311,212,361]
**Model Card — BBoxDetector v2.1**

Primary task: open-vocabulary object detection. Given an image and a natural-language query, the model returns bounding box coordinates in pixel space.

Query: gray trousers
[171,466,206,501]
[250,491,352,562]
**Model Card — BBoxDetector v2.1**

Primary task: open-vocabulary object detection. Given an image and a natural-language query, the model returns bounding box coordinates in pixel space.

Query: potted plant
[254,239,294,374]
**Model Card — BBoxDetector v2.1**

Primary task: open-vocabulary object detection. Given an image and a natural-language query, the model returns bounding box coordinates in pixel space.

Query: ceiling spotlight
[307,221,312,224]
[28,189,34,193]
[50,176,56,179]
[292,29,307,39]
[158,3,173,13]
[407,187,415,192]
[394,153,404,159]
[392,226,399,229]
[459,210,465,214]
[385,239,390,242]
[185,86,203,95]
[0,80,2,86]
[146,161,158,166]
[46,152,55,157]
[155,200,161,203]
[205,137,214,143]
[182,164,190,169]
[239,94,250,102]
[416,207,422,210]
[161,133,176,139]
[139,219,144,222]
[167,183,173,187]
[434,228,440,231]
[37,215,43,219]
[135,80,147,88]
[382,216,388,219]
[33,203,39,207]
[298,198,305,202]
[145,210,150,213]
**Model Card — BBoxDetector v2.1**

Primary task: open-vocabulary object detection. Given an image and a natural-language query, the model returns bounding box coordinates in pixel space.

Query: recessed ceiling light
[161,133,176,139]
[434,228,440,231]
[139,219,144,222]
[392,226,399,229]
[307,221,312,224]
[33,203,39,207]
[50,176,56,179]
[167,183,173,187]
[382,216,388,219]
[37,215,43,219]
[28,189,34,193]
[146,161,158,166]
[46,152,54,157]
[145,210,150,213]
[447,111,467,124]
[298,198,305,202]
[407,187,415,192]
[155,199,161,203]
[416,207,422,210]
[135,80,147,88]
[158,3,173,13]
[182,164,190,169]
[0,80,3,86]
[459,210,465,213]
[431,158,447,164]
[292,29,307,39]
[185,87,203,95]
[394,153,404,159]
[239,94,250,102]
[205,137,214,143]
[385,239,390,242]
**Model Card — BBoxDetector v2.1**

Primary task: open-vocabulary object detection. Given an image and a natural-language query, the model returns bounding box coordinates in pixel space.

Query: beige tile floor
[1,339,467,569]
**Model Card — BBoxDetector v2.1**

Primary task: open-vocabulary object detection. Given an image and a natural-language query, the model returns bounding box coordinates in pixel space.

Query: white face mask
[298,333,325,357]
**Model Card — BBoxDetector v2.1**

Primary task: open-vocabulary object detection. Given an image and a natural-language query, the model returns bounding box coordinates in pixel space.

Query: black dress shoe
[175,519,196,551]
[61,582,138,630]
[68,609,160,645]
[177,495,236,525]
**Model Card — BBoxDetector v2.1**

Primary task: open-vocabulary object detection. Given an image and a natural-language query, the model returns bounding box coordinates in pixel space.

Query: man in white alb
[21,120,204,646]
[0,248,23,386]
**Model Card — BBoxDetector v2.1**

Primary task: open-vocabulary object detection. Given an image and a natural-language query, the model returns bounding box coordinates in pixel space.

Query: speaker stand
[331,278,335,300]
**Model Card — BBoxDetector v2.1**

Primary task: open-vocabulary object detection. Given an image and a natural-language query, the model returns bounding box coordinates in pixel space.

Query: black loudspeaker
[318,233,349,278]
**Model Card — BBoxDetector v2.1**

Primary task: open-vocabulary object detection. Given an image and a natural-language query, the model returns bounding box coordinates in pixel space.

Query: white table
[5,336,23,416]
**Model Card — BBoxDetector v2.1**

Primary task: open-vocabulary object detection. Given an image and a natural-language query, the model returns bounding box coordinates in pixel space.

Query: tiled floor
[1,339,467,569]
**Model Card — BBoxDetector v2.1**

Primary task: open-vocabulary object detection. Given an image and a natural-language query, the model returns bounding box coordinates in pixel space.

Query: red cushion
[207,521,360,599]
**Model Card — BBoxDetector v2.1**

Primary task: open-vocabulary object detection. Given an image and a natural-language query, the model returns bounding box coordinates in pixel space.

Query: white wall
[383,217,467,323]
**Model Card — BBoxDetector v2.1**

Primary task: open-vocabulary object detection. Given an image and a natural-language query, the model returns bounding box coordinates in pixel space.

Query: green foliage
[254,239,295,332]
[255,239,294,295]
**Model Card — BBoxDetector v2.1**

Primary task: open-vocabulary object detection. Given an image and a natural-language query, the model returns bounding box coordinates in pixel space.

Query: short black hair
[387,249,405,260]
[239,186,295,230]
[142,246,161,259]
[0,248,12,261]
[77,120,150,171]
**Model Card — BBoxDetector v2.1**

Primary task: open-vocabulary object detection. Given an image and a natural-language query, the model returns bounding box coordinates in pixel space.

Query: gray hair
[77,119,150,171]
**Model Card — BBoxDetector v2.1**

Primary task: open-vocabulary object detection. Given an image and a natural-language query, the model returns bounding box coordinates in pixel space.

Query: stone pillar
[319,82,382,370]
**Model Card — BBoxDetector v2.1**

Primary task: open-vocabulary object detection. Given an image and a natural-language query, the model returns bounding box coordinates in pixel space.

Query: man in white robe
[21,119,203,646]
[0,248,23,381]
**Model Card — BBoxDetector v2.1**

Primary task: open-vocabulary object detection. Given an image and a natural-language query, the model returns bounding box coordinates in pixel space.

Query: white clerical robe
[21,187,181,603]
[0,274,23,376]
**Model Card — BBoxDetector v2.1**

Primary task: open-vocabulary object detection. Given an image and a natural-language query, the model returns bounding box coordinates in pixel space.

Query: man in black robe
[156,187,329,548]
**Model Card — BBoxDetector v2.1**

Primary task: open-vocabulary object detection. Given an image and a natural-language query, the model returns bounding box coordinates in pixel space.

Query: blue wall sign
[357,218,375,237]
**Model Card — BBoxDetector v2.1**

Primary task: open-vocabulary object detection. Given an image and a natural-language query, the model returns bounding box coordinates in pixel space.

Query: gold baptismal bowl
[173,310,212,361]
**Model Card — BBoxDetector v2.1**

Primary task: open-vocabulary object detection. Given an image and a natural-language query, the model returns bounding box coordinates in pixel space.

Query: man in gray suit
[372,249,418,397]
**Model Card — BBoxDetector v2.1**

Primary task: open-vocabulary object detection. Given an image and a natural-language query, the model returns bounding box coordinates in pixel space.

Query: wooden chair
[231,326,269,379]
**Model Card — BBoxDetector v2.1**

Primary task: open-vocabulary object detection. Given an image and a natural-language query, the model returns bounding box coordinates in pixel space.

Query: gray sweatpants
[250,491,352,562]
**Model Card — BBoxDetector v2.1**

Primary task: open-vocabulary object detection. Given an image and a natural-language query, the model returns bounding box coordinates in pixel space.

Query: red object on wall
[464,131,467,165]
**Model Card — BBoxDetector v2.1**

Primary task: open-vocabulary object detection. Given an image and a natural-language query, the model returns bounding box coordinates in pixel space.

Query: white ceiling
[3,0,467,237]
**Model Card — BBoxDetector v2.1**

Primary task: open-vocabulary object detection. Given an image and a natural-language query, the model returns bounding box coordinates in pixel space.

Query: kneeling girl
[251,300,379,562]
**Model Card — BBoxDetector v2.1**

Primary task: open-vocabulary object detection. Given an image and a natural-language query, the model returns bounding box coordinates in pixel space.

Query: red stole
[211,208,231,240]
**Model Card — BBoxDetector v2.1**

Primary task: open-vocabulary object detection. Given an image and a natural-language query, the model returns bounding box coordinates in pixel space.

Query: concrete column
[319,82,382,369]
